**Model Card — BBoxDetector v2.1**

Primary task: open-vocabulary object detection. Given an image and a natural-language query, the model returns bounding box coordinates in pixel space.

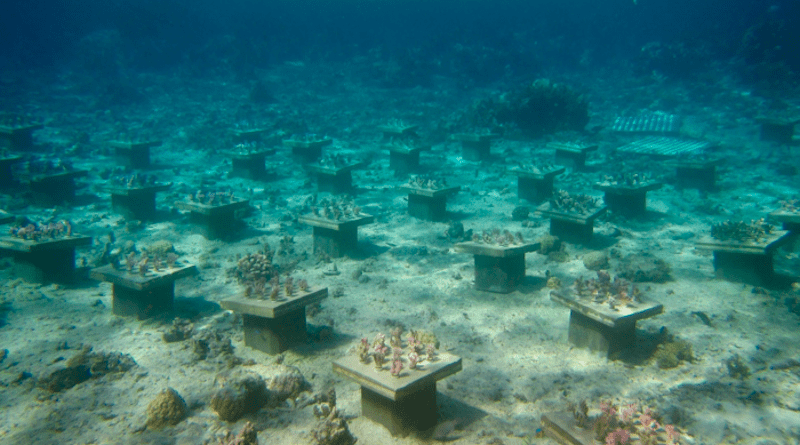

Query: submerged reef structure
[2,219,91,283]
[668,155,720,191]
[469,79,589,137]
[0,152,23,188]
[377,120,420,143]
[334,330,460,436]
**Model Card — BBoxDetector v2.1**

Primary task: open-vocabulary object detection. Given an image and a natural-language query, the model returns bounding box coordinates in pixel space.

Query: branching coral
[309,196,362,221]
[8,219,73,241]
[405,175,448,190]
[550,190,601,214]
[469,228,525,246]
[710,219,773,243]
[574,400,682,445]
[573,270,642,310]
[597,173,654,188]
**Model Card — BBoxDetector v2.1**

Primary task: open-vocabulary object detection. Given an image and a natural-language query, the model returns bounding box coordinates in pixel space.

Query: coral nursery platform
[220,288,328,354]
[333,352,462,436]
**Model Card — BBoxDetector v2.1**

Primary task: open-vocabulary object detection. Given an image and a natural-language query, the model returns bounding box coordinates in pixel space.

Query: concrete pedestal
[509,167,565,203]
[594,182,662,218]
[756,117,799,145]
[174,199,250,240]
[0,123,43,151]
[455,242,538,293]
[386,144,428,176]
[29,170,88,206]
[452,134,498,161]
[109,141,162,169]
[672,159,719,191]
[551,292,663,358]
[108,183,171,221]
[229,150,274,180]
[696,231,791,288]
[548,142,598,170]
[333,353,462,436]
[309,162,365,194]
[400,186,460,222]
[538,204,607,245]
[1,236,92,283]
[283,139,332,162]
[0,156,23,188]
[299,214,374,258]
[91,263,198,319]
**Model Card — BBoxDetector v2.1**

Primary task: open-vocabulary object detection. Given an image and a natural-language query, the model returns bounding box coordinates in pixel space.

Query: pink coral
[605,428,630,445]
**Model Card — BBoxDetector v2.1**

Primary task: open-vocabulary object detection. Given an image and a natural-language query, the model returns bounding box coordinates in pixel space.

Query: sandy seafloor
[1,61,799,445]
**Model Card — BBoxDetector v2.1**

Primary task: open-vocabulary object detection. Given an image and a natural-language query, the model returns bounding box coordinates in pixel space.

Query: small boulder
[582,251,608,271]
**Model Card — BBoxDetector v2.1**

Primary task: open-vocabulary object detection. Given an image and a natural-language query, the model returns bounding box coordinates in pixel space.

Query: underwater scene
[1,0,800,444]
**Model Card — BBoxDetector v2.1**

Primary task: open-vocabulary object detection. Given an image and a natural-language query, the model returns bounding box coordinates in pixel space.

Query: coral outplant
[514,162,561,175]
[186,190,238,206]
[597,173,653,188]
[309,196,362,221]
[111,173,159,188]
[573,270,642,310]
[8,219,74,241]
[710,219,773,243]
[230,141,265,155]
[778,198,800,212]
[405,175,448,190]
[354,329,439,372]
[573,400,682,445]
[470,228,525,246]
[550,190,601,214]
[317,153,356,169]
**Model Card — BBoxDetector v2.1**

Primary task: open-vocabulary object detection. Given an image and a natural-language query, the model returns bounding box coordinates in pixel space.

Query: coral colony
[573,270,642,310]
[185,190,238,206]
[514,161,561,175]
[549,189,601,214]
[120,250,180,276]
[111,173,159,188]
[571,400,682,445]
[710,219,773,243]
[9,219,73,241]
[405,175,448,190]
[309,196,362,221]
[597,173,654,187]
[230,141,264,155]
[470,228,525,246]
[356,330,438,377]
